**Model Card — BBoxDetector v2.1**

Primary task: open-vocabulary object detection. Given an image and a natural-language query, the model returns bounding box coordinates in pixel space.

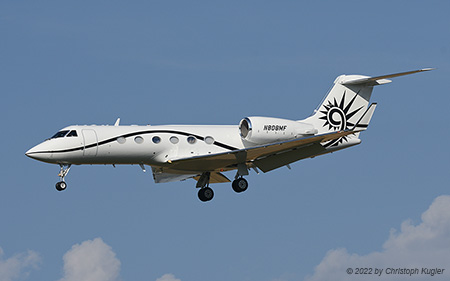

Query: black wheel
[198,187,214,202]
[232,178,248,193]
[56,181,67,191]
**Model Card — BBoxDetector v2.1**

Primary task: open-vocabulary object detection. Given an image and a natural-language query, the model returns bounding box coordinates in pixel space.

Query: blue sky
[1,1,450,281]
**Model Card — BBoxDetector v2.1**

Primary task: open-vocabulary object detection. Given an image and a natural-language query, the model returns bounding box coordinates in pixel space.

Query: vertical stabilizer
[304,74,376,135]
[303,69,432,148]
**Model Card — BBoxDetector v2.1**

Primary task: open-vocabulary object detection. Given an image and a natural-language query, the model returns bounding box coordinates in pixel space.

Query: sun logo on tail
[319,91,363,147]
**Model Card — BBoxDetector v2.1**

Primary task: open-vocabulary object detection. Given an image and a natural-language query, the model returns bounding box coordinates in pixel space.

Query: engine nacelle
[239,116,318,144]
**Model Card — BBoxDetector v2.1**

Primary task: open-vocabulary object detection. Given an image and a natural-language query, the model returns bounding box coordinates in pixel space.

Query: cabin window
[134,136,144,144]
[117,137,126,144]
[152,136,161,144]
[205,136,214,145]
[50,130,69,139]
[67,130,78,137]
[187,136,196,144]
[170,136,179,144]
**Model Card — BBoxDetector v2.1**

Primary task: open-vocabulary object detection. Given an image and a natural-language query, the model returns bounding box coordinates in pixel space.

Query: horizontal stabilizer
[342,68,433,86]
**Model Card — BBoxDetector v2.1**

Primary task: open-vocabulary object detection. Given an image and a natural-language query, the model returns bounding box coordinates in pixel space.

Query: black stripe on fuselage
[29,129,239,154]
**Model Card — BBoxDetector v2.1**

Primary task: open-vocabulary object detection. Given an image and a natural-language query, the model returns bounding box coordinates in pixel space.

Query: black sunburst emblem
[319,91,363,147]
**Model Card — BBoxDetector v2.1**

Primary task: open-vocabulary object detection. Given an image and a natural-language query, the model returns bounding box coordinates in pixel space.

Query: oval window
[117,137,126,144]
[187,136,196,144]
[205,136,214,145]
[134,136,144,144]
[152,136,161,144]
[170,136,179,144]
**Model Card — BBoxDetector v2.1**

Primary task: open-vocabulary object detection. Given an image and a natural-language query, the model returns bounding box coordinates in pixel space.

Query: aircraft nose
[25,146,40,160]
[25,143,52,162]
[25,147,37,158]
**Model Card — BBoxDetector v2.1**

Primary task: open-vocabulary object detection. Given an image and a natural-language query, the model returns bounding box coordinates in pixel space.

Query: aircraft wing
[165,129,361,173]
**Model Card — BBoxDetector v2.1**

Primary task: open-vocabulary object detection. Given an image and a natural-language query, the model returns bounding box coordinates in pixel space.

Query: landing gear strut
[56,164,71,191]
[232,166,249,194]
[196,172,214,202]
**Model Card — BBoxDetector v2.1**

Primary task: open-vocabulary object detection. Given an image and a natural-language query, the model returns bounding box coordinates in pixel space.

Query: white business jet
[26,69,432,201]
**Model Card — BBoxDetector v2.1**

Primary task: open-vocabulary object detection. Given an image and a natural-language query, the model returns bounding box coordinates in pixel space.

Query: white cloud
[156,273,181,281]
[306,195,450,281]
[59,237,121,281]
[0,247,40,281]
[57,238,182,281]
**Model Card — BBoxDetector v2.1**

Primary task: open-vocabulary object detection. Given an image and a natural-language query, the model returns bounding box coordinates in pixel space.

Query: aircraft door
[82,129,98,156]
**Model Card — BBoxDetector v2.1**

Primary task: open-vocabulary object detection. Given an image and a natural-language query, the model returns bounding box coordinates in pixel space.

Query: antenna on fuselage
[114,118,120,126]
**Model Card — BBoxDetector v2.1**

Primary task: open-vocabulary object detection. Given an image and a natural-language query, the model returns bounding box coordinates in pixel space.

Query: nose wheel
[56,164,71,191]
[56,181,67,191]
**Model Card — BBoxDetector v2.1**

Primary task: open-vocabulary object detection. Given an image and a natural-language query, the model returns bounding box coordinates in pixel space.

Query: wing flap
[253,142,325,172]
[193,172,231,183]
[152,168,198,183]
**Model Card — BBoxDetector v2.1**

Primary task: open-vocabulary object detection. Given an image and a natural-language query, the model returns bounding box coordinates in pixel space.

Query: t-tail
[303,68,433,148]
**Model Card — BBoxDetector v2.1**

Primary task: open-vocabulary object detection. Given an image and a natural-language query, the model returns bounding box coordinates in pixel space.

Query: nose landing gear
[56,164,71,191]
[55,181,67,191]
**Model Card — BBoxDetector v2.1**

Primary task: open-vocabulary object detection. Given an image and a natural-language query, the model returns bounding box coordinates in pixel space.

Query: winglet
[114,118,120,126]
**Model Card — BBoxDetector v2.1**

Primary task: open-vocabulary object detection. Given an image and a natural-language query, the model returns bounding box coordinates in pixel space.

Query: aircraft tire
[198,187,214,202]
[55,181,67,191]
[232,178,248,193]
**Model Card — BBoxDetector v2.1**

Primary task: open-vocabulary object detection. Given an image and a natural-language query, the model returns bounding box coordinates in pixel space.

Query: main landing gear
[196,172,249,202]
[231,166,249,194]
[55,164,71,191]
[232,177,248,193]
[196,172,214,202]
[198,187,214,202]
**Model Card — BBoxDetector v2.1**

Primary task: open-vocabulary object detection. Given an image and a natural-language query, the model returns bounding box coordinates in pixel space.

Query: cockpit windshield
[50,130,78,139]
[51,130,70,139]
[67,130,78,137]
